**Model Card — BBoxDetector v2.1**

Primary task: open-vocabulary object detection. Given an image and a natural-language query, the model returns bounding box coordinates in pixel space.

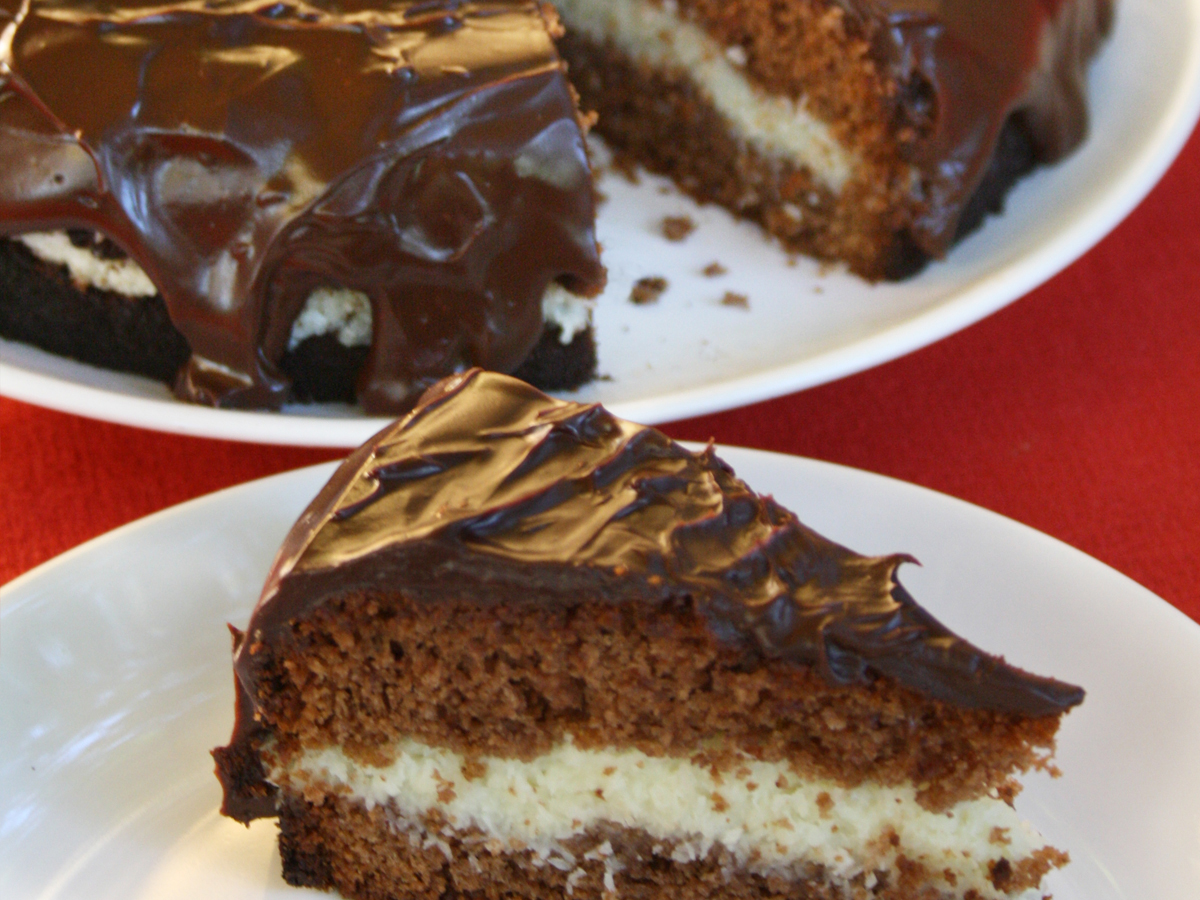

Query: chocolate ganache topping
[235,369,1084,722]
[0,0,603,412]
[846,0,1114,255]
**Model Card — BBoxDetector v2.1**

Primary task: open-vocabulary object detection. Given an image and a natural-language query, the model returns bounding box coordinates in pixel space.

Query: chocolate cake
[0,0,605,413]
[1,1,1114,409]
[556,0,1114,279]
[214,369,1084,900]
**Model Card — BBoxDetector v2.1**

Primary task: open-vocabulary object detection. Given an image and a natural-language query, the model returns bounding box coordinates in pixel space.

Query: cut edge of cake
[558,0,1114,280]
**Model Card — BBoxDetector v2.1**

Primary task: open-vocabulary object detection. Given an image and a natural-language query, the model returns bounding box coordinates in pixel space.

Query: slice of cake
[557,0,1114,279]
[0,0,604,413]
[214,369,1084,900]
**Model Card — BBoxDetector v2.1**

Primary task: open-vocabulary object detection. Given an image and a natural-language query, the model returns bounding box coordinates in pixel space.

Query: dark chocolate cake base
[274,792,1061,900]
[0,237,597,406]
[0,236,190,383]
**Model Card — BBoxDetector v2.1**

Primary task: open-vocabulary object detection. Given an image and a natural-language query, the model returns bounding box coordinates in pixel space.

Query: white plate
[3,0,1200,446]
[3,447,1199,899]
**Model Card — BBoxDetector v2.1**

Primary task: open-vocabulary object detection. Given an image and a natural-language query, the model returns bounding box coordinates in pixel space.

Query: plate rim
[3,446,1200,900]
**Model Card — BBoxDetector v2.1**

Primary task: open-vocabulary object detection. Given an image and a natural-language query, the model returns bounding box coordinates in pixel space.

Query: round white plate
[2,0,1199,446]
[3,447,1199,899]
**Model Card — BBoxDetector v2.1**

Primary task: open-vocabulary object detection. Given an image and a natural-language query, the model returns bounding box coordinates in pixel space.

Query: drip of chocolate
[239,369,1084,721]
[0,0,603,412]
[851,0,1114,254]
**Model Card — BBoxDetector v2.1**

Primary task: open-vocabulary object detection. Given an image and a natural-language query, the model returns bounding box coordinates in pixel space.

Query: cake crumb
[711,792,729,813]
[610,153,640,183]
[720,291,749,309]
[433,769,457,804]
[989,857,1014,890]
[989,827,1012,845]
[816,792,834,818]
[630,276,667,305]
[461,757,488,781]
[661,215,695,241]
[702,262,727,277]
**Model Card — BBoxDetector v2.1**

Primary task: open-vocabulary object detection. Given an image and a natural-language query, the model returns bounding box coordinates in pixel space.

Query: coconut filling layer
[553,0,857,192]
[14,230,593,349]
[274,737,1052,900]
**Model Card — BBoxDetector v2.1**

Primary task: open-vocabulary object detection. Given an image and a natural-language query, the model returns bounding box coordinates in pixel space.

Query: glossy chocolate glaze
[849,0,1114,254]
[0,0,603,412]
[237,368,1082,728]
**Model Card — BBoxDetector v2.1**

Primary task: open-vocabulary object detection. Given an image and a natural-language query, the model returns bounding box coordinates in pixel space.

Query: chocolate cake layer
[0,0,604,412]
[274,793,1065,900]
[0,236,190,383]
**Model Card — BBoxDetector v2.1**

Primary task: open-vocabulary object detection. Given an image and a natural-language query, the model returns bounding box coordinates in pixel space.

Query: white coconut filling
[16,231,159,297]
[276,737,1051,900]
[286,286,373,350]
[15,230,593,348]
[553,0,855,191]
[540,281,592,344]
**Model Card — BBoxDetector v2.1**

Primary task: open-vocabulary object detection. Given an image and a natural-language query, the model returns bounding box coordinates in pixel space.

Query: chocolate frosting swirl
[0,0,603,411]
[236,369,1083,722]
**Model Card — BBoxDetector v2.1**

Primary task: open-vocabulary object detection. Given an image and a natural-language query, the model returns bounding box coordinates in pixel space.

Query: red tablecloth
[3,126,1197,626]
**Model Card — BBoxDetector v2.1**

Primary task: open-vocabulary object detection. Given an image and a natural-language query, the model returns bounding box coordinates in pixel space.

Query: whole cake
[0,0,605,413]
[1,1,1113,409]
[214,369,1084,900]
[557,0,1114,279]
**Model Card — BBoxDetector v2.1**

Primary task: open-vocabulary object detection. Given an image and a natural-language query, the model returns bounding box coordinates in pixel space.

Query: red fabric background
[2,126,1197,626]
